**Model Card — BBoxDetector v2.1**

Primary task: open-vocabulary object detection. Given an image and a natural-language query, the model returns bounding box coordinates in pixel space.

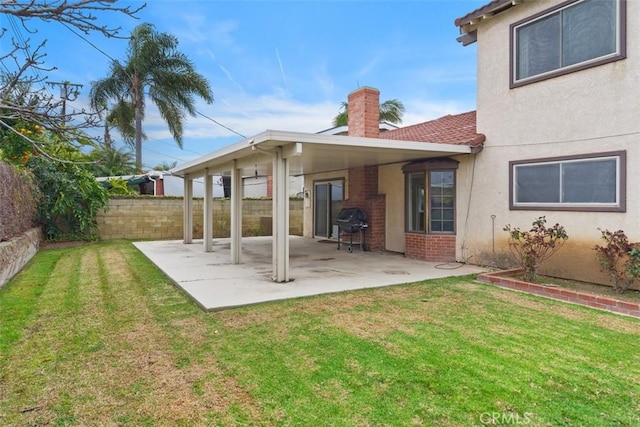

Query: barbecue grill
[335,207,368,252]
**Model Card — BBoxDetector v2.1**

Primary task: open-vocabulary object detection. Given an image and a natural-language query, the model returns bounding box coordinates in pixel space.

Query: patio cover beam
[183,175,193,244]
[272,144,297,282]
[230,160,242,264]
[203,169,213,252]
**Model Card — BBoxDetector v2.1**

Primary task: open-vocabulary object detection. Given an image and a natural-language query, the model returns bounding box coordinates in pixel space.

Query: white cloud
[218,65,245,93]
[357,54,382,78]
[403,99,476,126]
[311,65,335,99]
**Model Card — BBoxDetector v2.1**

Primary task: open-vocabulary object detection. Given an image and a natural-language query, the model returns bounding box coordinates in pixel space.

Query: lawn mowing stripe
[216,318,465,426]
[120,242,265,424]
[0,249,63,356]
[386,286,640,422]
[0,248,85,425]
[3,242,640,426]
[376,286,640,425]
[386,326,635,425]
[214,280,640,426]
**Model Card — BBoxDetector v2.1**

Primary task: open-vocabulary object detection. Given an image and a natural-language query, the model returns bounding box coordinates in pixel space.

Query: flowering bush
[503,216,568,283]
[594,229,640,293]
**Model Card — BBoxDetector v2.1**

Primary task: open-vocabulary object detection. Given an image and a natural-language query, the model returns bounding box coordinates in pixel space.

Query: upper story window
[511,0,626,87]
[510,151,626,212]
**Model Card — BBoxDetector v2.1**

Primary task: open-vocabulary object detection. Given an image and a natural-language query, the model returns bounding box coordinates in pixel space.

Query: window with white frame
[510,151,626,211]
[511,0,625,87]
[403,159,458,234]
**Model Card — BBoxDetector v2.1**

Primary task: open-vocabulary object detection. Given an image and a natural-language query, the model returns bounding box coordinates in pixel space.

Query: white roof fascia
[316,125,348,135]
[170,129,472,178]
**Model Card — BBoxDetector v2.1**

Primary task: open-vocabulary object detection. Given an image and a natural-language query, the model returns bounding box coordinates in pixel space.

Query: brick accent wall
[348,87,380,138]
[342,166,386,252]
[97,198,303,240]
[405,233,456,262]
[365,195,386,251]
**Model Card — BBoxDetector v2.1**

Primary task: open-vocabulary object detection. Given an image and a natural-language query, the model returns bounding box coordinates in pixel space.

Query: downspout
[148,175,157,196]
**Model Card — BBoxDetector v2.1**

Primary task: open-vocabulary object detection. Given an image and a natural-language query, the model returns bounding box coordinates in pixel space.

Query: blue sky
[4,0,485,170]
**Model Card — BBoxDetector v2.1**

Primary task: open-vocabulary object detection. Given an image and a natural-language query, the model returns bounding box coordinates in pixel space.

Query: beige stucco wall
[97,197,303,240]
[465,0,640,284]
[378,164,405,253]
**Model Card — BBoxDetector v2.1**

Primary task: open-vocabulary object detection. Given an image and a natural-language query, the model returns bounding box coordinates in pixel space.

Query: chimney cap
[348,86,380,97]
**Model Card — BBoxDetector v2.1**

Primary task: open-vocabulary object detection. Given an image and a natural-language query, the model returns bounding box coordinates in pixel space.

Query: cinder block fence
[97,197,303,240]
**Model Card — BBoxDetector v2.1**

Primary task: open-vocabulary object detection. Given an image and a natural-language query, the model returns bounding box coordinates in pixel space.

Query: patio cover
[171,129,473,283]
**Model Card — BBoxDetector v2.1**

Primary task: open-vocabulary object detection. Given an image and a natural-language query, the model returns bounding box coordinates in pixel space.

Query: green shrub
[104,178,137,195]
[594,229,640,294]
[28,156,109,241]
[2,122,110,241]
[503,216,568,283]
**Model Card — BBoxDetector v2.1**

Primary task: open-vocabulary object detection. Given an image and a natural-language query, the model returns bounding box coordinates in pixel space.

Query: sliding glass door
[314,180,344,239]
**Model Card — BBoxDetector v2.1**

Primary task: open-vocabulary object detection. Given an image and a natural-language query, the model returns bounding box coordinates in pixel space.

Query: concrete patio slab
[134,236,485,311]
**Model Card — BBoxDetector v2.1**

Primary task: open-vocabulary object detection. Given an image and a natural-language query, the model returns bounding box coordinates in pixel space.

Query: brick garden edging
[477,269,640,319]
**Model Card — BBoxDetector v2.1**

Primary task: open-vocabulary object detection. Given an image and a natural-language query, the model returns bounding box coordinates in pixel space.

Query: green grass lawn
[1,241,639,426]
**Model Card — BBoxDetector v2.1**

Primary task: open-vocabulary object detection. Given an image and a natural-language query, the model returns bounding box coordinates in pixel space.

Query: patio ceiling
[170,129,474,179]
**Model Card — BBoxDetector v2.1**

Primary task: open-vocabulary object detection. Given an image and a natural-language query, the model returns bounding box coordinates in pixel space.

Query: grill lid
[335,207,368,226]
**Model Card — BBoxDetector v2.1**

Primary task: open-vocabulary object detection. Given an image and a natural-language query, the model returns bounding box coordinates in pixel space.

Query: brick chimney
[347,87,380,138]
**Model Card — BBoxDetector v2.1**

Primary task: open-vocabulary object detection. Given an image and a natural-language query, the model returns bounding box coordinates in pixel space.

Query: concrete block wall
[97,197,303,240]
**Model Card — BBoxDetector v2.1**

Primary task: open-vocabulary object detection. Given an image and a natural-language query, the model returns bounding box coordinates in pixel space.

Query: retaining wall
[0,228,42,288]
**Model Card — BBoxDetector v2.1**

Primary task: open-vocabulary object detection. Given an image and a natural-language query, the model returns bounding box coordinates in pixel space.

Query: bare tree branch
[0,0,145,156]
[1,1,145,37]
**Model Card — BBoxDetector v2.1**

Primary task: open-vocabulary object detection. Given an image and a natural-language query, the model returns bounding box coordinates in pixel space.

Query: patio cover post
[230,160,242,264]
[183,174,193,244]
[272,146,290,282]
[203,168,214,252]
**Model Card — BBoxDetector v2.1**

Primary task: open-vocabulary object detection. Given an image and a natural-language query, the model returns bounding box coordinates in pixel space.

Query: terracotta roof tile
[382,111,485,147]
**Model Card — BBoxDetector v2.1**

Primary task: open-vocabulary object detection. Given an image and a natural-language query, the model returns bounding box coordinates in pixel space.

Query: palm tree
[86,145,137,177]
[153,160,177,171]
[90,23,214,169]
[332,98,405,127]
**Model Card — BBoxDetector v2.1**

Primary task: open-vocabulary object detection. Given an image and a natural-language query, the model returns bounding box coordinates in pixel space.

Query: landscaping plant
[594,229,640,293]
[1,122,109,241]
[503,216,568,283]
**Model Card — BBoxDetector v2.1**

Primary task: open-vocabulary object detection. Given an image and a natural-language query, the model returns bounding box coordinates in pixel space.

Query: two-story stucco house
[455,0,639,284]
[172,0,637,285]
